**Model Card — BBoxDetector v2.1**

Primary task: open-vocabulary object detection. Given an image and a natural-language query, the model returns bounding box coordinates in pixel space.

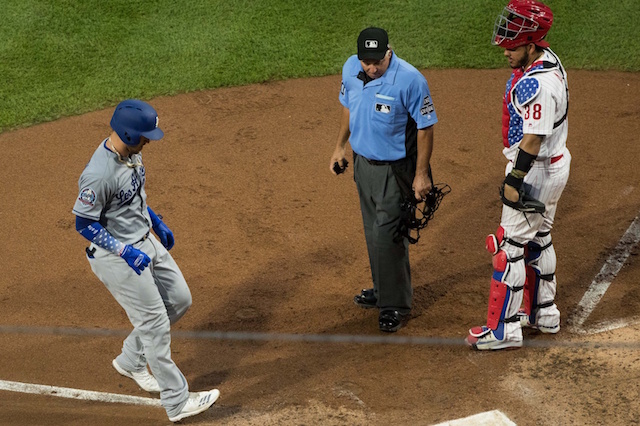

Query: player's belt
[514,154,563,165]
[136,231,150,244]
[550,154,563,164]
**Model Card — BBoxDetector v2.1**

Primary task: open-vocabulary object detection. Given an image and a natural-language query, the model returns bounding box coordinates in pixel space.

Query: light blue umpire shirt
[339,52,438,161]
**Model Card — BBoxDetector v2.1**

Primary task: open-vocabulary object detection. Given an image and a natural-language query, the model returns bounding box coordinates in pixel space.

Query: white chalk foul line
[0,379,161,406]
[571,317,640,335]
[569,215,640,333]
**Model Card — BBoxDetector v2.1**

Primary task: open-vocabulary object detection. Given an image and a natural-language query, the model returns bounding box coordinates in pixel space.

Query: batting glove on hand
[153,221,175,250]
[120,245,151,275]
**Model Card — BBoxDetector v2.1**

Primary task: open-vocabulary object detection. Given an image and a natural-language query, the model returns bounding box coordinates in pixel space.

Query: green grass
[1,0,638,132]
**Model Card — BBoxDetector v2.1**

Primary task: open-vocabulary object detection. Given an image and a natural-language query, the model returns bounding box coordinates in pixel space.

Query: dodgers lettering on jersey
[72,139,151,244]
[116,168,146,207]
[503,49,569,161]
[339,53,438,161]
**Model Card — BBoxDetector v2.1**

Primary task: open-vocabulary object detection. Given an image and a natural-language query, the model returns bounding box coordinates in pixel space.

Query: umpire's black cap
[357,27,388,60]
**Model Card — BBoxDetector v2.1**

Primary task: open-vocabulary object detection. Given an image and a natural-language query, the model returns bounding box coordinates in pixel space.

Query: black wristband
[504,173,523,190]
[514,148,537,174]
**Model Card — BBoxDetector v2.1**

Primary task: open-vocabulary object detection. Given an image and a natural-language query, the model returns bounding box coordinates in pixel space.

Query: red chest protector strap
[501,98,510,148]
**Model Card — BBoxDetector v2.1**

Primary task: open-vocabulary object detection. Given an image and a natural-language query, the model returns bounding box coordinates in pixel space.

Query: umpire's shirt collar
[352,52,399,86]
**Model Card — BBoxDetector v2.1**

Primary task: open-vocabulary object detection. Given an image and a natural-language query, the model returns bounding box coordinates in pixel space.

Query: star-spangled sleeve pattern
[507,103,524,147]
[515,77,540,107]
[93,228,125,254]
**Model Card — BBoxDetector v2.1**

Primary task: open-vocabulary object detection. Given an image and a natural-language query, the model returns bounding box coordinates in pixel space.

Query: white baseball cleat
[517,310,560,334]
[112,359,161,393]
[169,389,220,422]
[465,326,523,350]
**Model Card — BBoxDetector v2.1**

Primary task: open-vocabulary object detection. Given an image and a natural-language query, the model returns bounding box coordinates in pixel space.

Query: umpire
[329,27,438,332]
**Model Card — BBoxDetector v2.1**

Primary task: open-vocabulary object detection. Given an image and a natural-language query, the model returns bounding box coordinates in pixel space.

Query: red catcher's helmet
[492,0,554,49]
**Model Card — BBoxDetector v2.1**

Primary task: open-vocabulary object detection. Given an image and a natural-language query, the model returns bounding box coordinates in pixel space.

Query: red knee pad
[486,226,506,255]
[492,250,508,273]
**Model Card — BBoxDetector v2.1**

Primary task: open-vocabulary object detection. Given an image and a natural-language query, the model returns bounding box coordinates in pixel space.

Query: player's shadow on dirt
[180,244,490,424]
[179,173,504,422]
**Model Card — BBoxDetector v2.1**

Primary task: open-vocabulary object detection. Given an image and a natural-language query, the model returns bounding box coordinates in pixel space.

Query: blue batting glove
[120,245,151,275]
[153,221,174,250]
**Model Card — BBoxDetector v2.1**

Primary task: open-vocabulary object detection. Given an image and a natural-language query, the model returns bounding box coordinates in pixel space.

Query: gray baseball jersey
[73,139,151,244]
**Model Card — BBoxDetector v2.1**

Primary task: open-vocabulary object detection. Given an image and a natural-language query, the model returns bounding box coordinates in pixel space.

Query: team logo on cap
[365,40,378,48]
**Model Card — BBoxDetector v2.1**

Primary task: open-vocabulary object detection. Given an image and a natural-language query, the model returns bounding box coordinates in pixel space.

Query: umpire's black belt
[362,156,407,166]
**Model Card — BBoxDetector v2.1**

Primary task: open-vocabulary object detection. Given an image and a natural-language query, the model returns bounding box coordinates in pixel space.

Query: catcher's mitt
[396,183,451,244]
[500,183,545,214]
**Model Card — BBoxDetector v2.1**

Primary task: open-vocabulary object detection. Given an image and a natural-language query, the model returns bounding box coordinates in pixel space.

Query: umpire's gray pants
[88,234,191,418]
[354,154,412,313]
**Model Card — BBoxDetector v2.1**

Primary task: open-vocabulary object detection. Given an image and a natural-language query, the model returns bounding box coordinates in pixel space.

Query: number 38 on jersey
[524,103,542,120]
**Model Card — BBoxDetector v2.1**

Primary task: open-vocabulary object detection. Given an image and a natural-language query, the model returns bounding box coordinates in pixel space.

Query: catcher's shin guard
[485,250,523,336]
[467,270,524,351]
[466,228,525,350]
[519,232,560,333]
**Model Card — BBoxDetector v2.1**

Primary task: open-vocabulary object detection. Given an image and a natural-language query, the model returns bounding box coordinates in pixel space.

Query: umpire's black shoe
[354,288,377,308]
[379,310,410,333]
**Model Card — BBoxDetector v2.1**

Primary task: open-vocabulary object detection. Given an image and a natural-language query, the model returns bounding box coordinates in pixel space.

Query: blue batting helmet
[110,99,164,146]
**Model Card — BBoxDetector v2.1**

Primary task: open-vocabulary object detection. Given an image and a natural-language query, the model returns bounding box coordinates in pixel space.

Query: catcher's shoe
[112,359,161,393]
[517,309,560,334]
[465,326,523,350]
[354,288,377,309]
[169,389,220,422]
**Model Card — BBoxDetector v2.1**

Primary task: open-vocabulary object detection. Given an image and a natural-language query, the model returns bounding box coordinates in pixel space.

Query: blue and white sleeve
[75,216,125,255]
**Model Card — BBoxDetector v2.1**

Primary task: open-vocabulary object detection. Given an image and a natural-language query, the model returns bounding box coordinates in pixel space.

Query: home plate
[432,410,516,425]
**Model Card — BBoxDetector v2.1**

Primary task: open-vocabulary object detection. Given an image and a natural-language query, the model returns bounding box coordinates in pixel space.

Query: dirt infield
[1,69,639,425]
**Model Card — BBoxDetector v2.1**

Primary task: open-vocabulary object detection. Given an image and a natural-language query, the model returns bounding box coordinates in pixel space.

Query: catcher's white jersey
[500,47,572,240]
[503,48,569,162]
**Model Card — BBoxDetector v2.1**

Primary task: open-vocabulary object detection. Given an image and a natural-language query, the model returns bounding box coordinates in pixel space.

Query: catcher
[466,0,571,350]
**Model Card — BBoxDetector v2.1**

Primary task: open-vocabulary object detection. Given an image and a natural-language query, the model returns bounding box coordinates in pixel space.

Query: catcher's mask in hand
[396,183,451,244]
[333,159,349,175]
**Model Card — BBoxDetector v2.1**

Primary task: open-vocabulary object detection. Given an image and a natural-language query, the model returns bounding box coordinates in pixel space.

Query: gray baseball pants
[88,234,191,418]
[354,154,412,313]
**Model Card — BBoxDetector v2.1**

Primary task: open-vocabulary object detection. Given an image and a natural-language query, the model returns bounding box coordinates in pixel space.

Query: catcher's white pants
[502,148,571,241]
[499,148,571,340]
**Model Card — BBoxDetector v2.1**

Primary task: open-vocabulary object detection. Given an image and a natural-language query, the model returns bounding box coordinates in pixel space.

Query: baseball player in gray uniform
[72,99,219,422]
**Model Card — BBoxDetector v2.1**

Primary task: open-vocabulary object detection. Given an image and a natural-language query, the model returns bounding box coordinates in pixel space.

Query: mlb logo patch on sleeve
[78,187,96,207]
